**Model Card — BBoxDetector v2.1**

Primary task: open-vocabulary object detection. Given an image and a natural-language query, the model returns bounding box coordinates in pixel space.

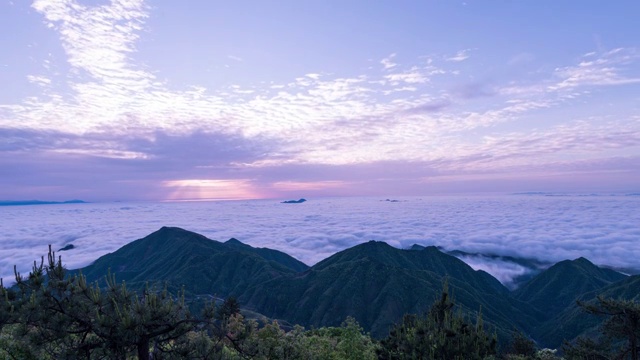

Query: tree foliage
[0,246,225,359]
[563,296,640,360]
[0,246,379,360]
[223,316,377,360]
[502,330,537,359]
[377,282,497,360]
[11,245,640,359]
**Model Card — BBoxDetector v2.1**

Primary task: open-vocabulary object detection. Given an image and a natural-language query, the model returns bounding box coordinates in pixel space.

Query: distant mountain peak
[281,198,307,204]
[406,244,446,252]
[0,199,87,206]
[157,226,187,233]
[151,226,210,240]
[573,257,592,264]
[225,238,245,245]
[366,240,384,244]
[552,257,597,271]
[360,240,395,249]
[513,253,627,325]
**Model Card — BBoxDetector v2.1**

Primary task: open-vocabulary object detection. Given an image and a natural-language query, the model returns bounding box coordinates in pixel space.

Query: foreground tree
[0,246,221,360]
[234,316,377,360]
[563,296,640,360]
[501,330,538,359]
[0,246,378,360]
[377,282,497,360]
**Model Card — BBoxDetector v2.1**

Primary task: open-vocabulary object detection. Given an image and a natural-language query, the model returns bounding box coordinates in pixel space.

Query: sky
[1,0,640,201]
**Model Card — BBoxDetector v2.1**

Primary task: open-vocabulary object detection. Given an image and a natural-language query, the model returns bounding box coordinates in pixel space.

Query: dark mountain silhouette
[281,198,306,204]
[75,227,638,348]
[79,227,301,297]
[514,257,626,317]
[246,241,538,339]
[224,238,309,273]
[534,273,638,348]
[409,245,552,289]
[512,257,628,348]
[0,199,87,206]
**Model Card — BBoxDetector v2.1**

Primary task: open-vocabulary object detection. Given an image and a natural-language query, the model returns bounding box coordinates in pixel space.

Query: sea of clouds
[1,195,639,288]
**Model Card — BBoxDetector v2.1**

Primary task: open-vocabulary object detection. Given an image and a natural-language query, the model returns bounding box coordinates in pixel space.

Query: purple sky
[1,0,639,201]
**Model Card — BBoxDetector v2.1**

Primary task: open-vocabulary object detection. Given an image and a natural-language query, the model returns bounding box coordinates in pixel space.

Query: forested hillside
[2,227,639,359]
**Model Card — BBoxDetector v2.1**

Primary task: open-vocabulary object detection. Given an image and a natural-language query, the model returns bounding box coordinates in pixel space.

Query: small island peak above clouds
[0,200,87,207]
[281,198,307,204]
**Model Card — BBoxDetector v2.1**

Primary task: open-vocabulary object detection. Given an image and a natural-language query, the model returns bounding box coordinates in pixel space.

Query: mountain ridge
[73,226,637,348]
[0,199,87,206]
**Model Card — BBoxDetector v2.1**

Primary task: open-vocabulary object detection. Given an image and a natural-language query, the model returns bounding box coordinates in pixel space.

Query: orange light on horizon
[162,179,263,201]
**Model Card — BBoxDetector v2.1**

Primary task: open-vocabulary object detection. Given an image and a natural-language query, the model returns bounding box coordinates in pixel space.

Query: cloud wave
[1,196,638,287]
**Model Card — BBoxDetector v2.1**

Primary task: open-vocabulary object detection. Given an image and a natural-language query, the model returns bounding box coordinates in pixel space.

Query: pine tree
[0,246,218,360]
[377,281,497,360]
[564,296,640,360]
[215,296,241,322]
[506,330,537,358]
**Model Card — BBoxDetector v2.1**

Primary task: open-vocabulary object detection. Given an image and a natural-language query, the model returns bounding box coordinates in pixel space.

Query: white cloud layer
[1,196,639,286]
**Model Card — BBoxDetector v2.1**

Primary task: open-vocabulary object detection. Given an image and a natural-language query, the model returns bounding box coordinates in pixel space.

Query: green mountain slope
[514,257,626,317]
[74,227,634,349]
[596,274,640,301]
[78,230,536,340]
[535,275,640,348]
[315,243,508,295]
[224,238,309,273]
[512,257,627,348]
[79,227,298,297]
[244,241,538,339]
